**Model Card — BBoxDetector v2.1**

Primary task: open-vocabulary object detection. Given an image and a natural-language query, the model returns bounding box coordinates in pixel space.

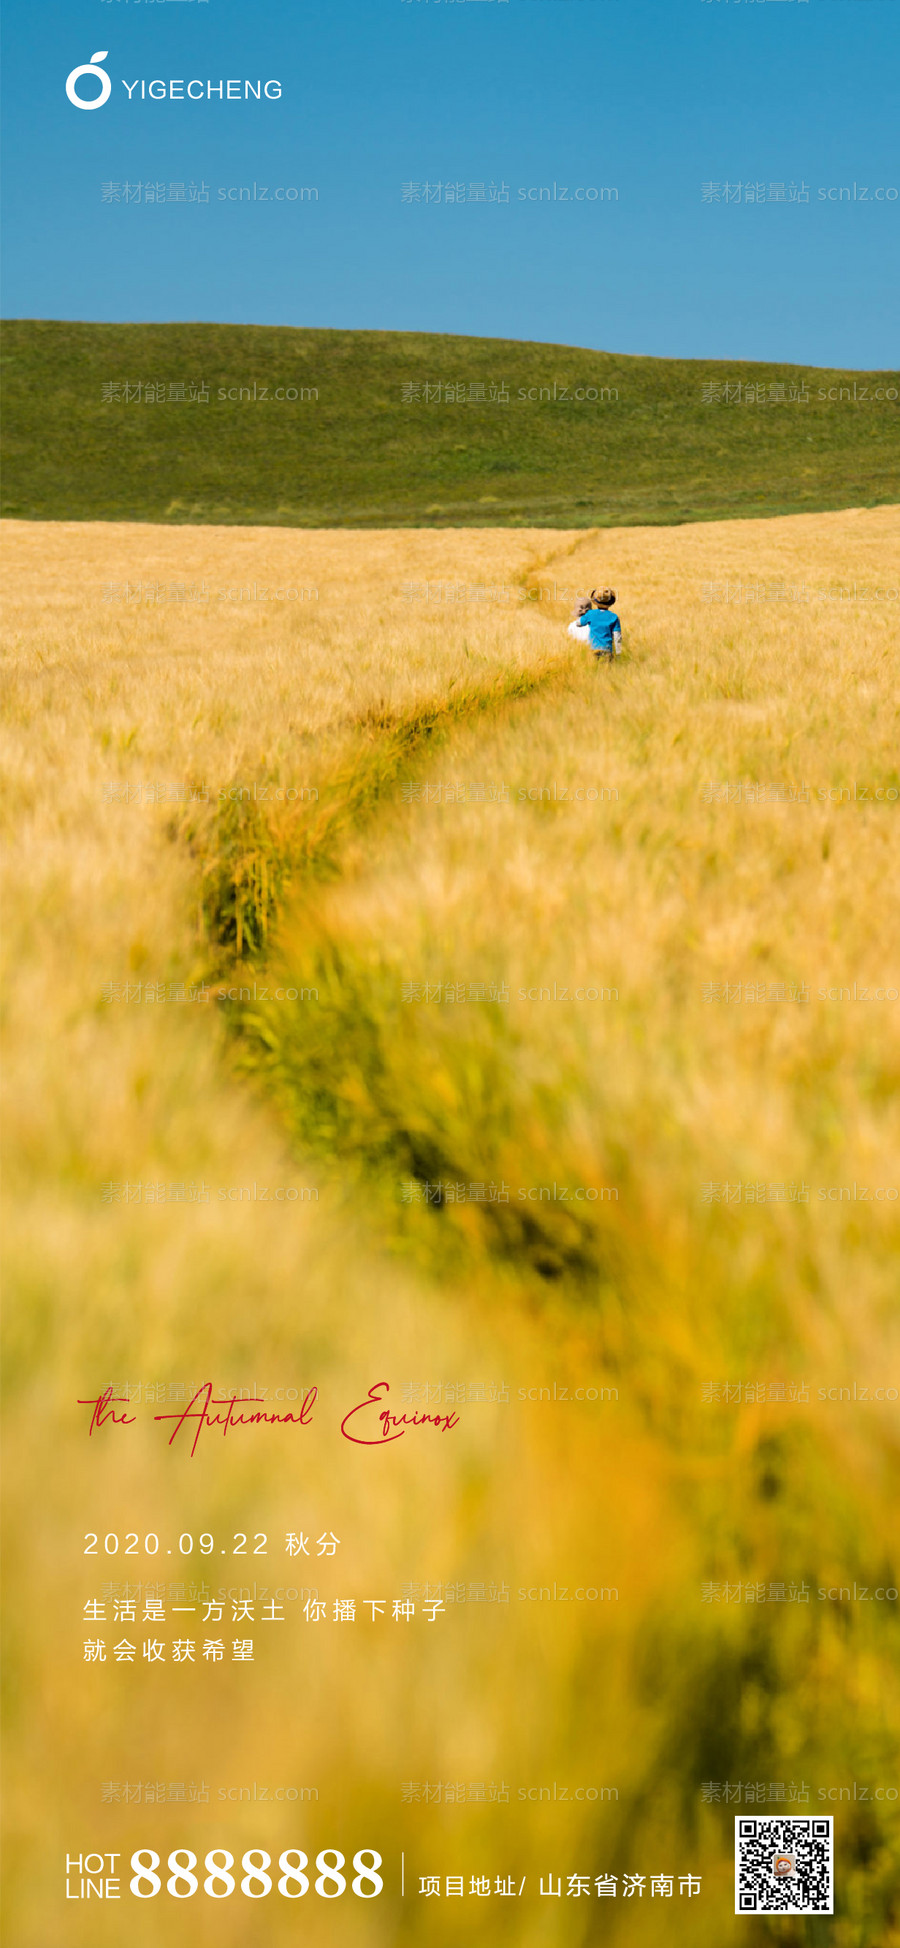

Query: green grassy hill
[2,319,898,528]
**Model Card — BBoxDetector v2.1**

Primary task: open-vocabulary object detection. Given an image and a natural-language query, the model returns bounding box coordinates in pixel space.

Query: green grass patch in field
[183,655,569,957]
[3,319,898,527]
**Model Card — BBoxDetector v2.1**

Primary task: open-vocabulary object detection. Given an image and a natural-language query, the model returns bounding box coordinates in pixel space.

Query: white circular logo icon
[66,52,111,110]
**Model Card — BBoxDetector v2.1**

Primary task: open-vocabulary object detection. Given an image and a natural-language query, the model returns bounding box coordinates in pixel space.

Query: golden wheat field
[2,507,899,1947]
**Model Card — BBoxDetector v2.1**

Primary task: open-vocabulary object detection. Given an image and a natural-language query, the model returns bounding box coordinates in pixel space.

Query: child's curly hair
[574,587,617,616]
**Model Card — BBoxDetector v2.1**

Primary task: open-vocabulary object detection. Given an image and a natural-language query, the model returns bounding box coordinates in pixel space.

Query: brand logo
[65,52,283,106]
[66,52,111,111]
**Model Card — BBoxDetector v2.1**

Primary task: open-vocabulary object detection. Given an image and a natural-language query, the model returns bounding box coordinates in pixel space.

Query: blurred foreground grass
[2,509,899,1945]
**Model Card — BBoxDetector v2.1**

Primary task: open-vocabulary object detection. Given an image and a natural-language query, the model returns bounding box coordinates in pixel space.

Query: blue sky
[2,0,898,365]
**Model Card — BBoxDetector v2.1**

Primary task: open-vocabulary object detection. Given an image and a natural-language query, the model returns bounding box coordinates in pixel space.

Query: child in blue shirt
[568,588,622,660]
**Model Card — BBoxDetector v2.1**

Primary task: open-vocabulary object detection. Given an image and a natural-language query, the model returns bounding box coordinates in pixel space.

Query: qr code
[735,1816,833,1914]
